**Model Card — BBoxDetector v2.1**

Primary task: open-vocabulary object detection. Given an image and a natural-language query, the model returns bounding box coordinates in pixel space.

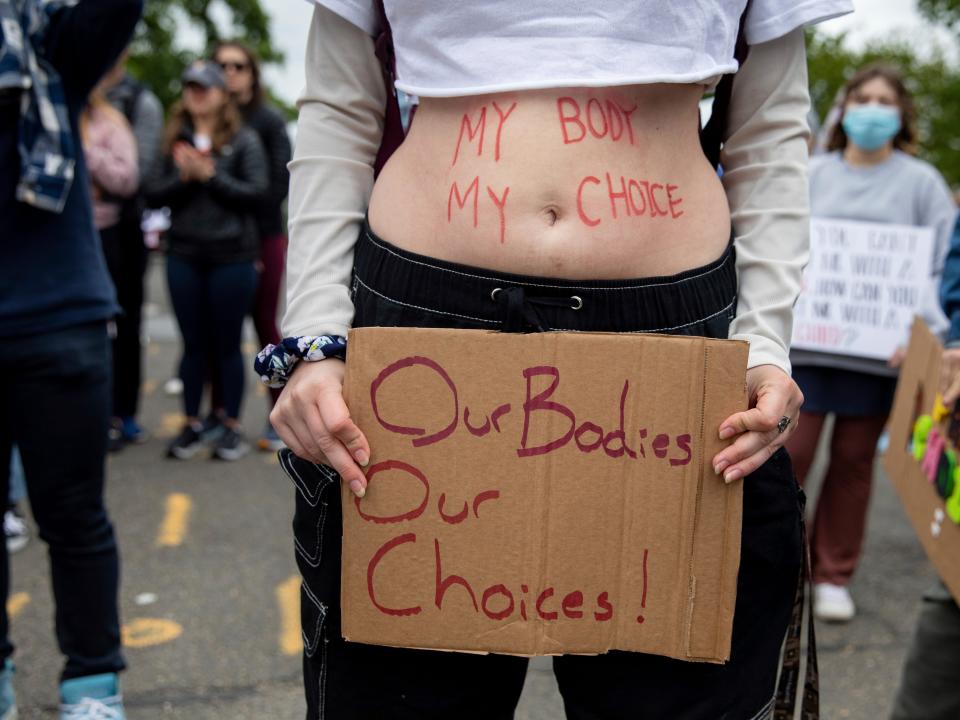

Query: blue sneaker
[60,673,124,719]
[119,416,148,445]
[0,659,16,720]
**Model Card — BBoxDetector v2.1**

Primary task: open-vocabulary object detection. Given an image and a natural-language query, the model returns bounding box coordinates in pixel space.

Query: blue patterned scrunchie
[254,335,347,388]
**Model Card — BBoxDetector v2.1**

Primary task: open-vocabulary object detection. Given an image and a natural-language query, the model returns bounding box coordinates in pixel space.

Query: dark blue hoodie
[0,0,143,338]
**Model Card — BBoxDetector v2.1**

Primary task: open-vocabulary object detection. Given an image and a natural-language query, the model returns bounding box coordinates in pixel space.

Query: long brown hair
[827,63,919,155]
[213,40,265,111]
[80,90,130,147]
[162,94,243,156]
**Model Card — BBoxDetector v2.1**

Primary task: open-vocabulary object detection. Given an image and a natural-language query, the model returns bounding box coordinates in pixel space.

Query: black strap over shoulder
[699,4,751,170]
[372,0,404,178]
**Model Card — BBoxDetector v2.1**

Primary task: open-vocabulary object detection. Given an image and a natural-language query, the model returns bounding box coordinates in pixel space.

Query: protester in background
[80,89,141,436]
[786,64,957,623]
[213,41,292,452]
[0,0,142,716]
[262,1,856,716]
[99,52,164,450]
[889,212,960,720]
[146,61,267,461]
[81,90,138,227]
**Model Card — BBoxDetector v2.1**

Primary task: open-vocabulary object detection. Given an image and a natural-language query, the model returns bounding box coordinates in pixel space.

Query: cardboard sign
[341,327,748,662]
[792,218,934,360]
[884,320,960,602]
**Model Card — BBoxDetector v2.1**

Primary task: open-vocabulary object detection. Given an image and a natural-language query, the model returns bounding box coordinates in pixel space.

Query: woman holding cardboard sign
[787,65,957,624]
[258,1,851,717]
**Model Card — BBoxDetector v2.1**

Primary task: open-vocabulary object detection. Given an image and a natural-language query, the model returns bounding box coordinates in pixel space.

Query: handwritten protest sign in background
[341,328,747,662]
[792,218,934,360]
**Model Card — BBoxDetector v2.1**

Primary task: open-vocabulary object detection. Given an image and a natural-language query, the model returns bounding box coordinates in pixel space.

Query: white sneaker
[814,582,855,622]
[4,511,28,554]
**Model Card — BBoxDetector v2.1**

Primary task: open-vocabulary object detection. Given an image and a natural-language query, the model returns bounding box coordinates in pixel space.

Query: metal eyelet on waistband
[570,296,583,310]
[491,288,502,302]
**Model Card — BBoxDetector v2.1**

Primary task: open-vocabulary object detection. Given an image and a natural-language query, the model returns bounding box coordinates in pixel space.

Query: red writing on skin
[448,176,480,228]
[492,101,517,161]
[370,356,692,465]
[445,178,511,244]
[577,176,601,227]
[487,185,510,244]
[365,529,644,624]
[557,97,638,146]
[451,107,486,166]
[576,172,684,228]
[451,101,518,166]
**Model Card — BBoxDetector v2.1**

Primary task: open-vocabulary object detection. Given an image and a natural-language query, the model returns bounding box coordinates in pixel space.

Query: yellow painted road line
[156,412,185,440]
[141,379,158,397]
[7,592,29,619]
[122,618,183,648]
[277,575,302,656]
[156,493,192,548]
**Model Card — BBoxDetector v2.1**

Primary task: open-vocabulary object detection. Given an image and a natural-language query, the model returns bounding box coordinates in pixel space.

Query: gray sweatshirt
[792,150,958,377]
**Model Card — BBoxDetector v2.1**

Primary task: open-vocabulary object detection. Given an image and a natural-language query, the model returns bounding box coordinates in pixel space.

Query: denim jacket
[941,215,960,344]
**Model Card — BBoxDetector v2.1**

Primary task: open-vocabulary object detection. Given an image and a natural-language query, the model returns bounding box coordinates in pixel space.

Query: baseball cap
[182,60,226,89]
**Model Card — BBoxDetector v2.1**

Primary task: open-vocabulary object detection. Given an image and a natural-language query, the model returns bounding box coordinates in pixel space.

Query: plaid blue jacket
[0,0,78,213]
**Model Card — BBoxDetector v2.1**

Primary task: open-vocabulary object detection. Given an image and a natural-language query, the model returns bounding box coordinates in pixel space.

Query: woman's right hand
[270,359,371,497]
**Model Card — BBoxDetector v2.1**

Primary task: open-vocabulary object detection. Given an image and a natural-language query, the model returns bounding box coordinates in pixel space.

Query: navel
[541,206,560,226]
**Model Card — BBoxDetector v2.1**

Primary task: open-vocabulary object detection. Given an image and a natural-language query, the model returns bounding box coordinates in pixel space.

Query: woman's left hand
[711,364,804,484]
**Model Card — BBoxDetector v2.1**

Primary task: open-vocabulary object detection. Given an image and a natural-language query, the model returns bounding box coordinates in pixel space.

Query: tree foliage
[918,0,960,29]
[806,29,960,188]
[126,0,291,116]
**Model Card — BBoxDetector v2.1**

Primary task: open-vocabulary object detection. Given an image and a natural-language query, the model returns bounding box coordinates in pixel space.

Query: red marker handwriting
[370,356,692,465]
[557,96,638,146]
[576,172,684,228]
[452,101,518,166]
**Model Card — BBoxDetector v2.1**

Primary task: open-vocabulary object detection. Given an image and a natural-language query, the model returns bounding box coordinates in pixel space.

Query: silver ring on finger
[777,416,792,434]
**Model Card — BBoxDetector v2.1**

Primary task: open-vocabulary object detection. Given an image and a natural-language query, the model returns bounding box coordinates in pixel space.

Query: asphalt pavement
[6,255,937,718]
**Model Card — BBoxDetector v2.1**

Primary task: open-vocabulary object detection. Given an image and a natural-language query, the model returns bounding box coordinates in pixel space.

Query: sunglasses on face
[218,61,249,73]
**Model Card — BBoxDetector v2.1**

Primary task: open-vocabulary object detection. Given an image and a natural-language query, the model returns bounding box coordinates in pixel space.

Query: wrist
[254,335,348,388]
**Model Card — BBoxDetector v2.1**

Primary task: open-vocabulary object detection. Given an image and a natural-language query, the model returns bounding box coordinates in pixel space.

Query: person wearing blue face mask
[786,64,958,624]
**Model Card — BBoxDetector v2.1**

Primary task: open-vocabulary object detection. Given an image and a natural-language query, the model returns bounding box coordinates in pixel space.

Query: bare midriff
[367,84,731,280]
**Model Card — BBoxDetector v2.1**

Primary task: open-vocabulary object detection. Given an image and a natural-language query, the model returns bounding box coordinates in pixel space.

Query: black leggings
[100,219,147,419]
[166,254,257,420]
[285,225,802,719]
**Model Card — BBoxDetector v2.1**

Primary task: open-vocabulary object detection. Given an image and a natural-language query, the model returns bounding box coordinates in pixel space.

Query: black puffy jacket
[146,125,268,263]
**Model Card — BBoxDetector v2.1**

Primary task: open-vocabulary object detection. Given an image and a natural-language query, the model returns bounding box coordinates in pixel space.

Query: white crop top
[310,0,852,97]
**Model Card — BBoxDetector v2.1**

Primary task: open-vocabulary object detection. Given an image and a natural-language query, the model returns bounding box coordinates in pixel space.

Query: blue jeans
[0,321,124,680]
[166,255,258,420]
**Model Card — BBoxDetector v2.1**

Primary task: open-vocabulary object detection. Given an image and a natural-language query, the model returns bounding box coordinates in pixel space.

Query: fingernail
[349,479,365,498]
[714,460,728,476]
[355,450,369,467]
[719,427,735,440]
[724,468,742,484]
